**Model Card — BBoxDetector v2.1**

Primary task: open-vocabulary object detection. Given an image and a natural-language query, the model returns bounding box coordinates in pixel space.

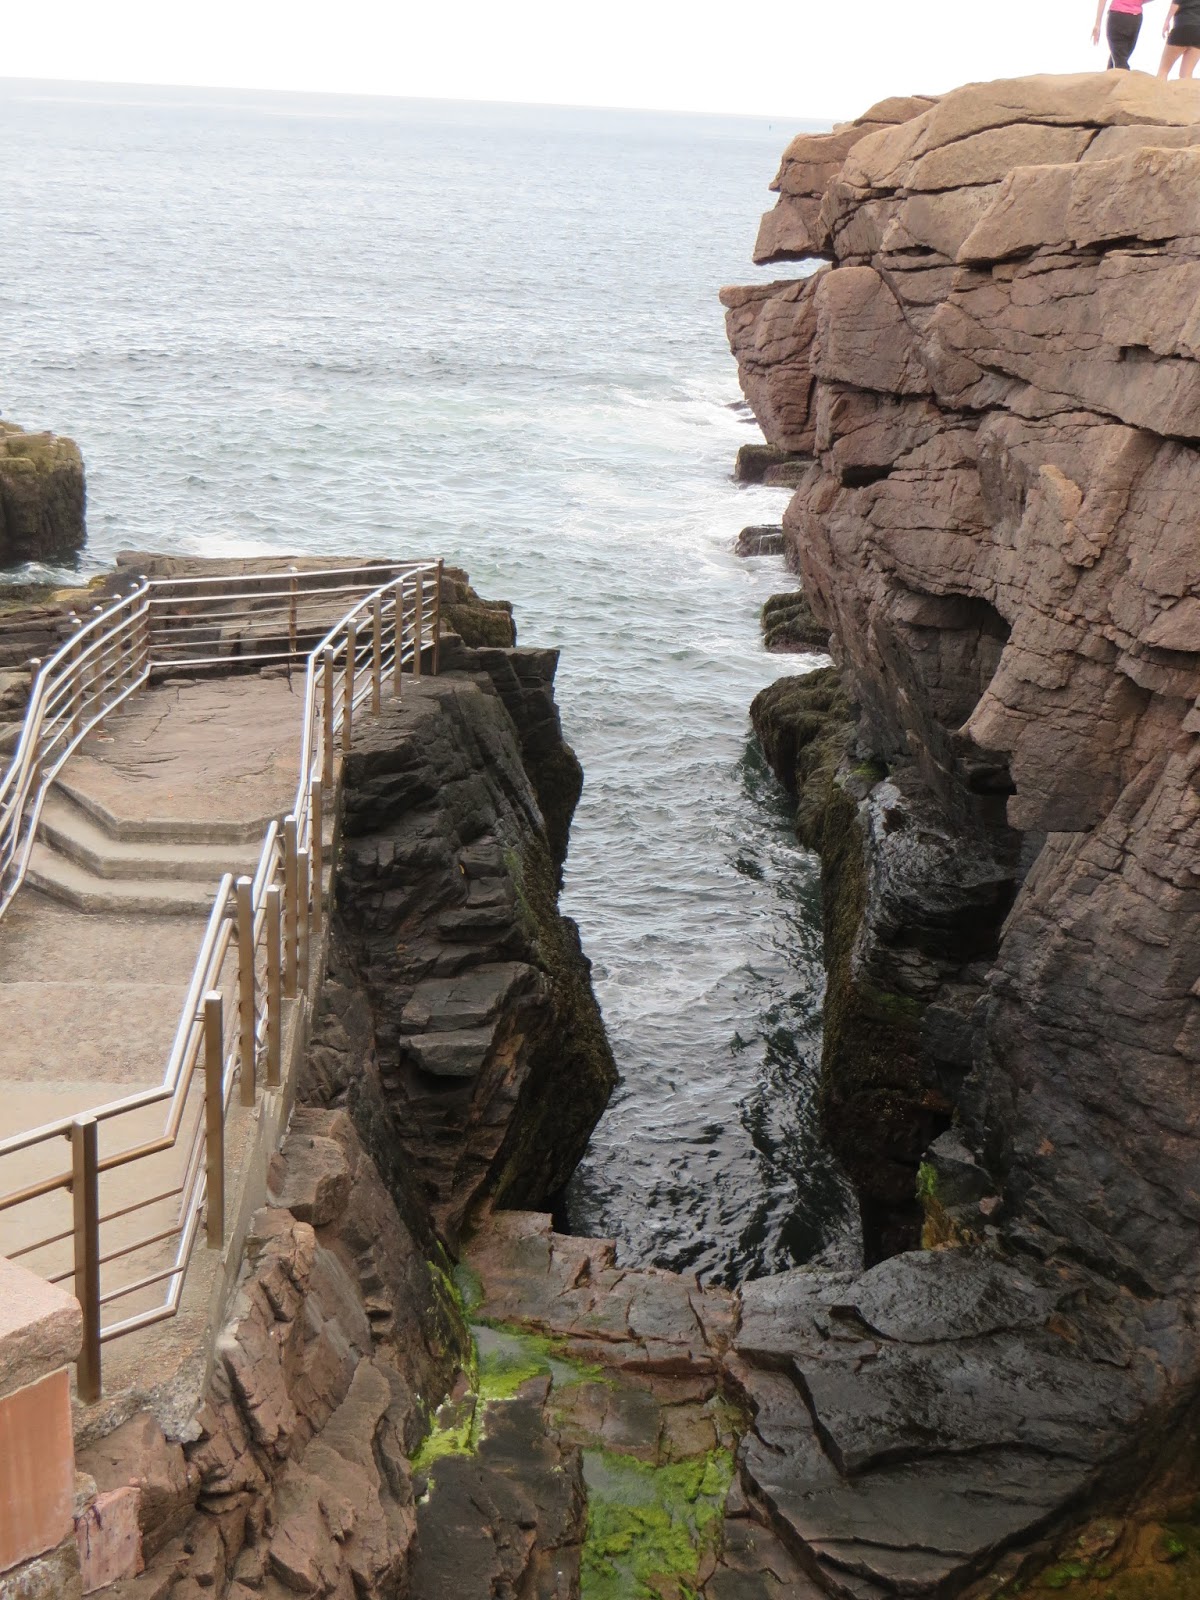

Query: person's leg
[1108,10,1140,68]
[1159,42,1185,75]
[1181,43,1200,73]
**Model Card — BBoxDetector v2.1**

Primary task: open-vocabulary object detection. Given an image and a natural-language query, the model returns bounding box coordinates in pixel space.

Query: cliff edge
[722,73,1200,1596]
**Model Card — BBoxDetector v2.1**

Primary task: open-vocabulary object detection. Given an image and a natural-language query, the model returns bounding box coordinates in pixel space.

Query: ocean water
[0,80,859,1282]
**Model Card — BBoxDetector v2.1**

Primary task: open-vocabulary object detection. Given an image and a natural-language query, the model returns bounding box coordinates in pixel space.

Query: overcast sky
[0,0,1160,120]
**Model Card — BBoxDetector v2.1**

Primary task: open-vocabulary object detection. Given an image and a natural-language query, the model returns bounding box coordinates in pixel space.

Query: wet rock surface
[736,525,786,558]
[455,1211,819,1600]
[761,592,831,655]
[454,1214,1195,1600]
[724,72,1200,1594]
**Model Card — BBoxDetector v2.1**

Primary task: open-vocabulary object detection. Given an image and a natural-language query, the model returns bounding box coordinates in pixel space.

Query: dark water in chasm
[0,80,860,1281]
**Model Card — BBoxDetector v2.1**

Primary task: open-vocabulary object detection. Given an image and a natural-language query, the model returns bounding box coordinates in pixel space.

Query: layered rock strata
[0,420,86,567]
[720,72,1200,1594]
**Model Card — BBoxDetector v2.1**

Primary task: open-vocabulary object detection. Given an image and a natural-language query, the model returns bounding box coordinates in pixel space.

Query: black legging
[1107,9,1141,68]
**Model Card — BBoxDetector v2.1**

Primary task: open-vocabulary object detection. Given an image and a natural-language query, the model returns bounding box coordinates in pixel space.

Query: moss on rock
[438,567,517,648]
[749,667,854,846]
[751,667,940,1259]
[761,590,831,654]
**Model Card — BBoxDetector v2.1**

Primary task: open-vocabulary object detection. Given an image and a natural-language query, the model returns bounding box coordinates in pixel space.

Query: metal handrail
[0,585,152,917]
[0,558,443,1400]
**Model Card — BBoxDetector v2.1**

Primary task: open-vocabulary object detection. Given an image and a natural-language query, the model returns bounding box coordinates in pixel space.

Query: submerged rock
[735,524,786,557]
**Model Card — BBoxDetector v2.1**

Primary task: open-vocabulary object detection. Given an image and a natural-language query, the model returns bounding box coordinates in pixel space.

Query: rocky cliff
[0,420,86,567]
[721,72,1200,1596]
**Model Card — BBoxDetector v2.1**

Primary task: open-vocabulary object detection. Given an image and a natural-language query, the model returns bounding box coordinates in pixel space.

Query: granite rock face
[0,422,85,567]
[722,73,1200,1593]
[727,69,1200,1289]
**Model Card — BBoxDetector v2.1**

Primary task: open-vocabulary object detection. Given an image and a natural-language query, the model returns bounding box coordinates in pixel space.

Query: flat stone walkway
[0,674,307,1330]
[59,673,307,837]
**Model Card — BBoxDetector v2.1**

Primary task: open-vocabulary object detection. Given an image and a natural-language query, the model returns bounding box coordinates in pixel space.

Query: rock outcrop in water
[722,72,1200,1595]
[0,419,85,567]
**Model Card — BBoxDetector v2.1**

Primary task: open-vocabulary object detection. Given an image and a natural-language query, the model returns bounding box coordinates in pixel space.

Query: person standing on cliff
[1159,0,1200,74]
[1093,0,1152,68]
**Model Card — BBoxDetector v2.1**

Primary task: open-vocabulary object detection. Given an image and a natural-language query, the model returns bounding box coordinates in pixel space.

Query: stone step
[55,774,277,846]
[25,842,219,916]
[37,790,262,884]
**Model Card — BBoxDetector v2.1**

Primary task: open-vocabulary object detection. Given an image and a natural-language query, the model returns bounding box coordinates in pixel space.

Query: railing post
[371,594,383,713]
[124,586,139,692]
[322,646,336,789]
[413,578,424,680]
[342,621,357,752]
[236,875,256,1106]
[310,777,323,935]
[90,605,105,714]
[139,579,152,678]
[433,558,443,676]
[283,815,299,999]
[71,1116,101,1403]
[393,581,404,698]
[24,661,44,805]
[288,568,299,659]
[69,621,84,736]
[297,847,311,991]
[203,992,226,1247]
[265,885,283,1086]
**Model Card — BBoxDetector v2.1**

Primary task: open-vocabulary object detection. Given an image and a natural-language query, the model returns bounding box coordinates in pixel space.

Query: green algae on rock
[580,1448,734,1600]
[475,1324,607,1400]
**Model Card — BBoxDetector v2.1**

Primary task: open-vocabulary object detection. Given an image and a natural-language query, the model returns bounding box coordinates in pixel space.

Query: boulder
[0,422,86,568]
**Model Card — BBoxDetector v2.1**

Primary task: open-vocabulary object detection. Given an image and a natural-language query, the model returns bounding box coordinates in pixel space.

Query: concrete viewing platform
[0,671,312,1405]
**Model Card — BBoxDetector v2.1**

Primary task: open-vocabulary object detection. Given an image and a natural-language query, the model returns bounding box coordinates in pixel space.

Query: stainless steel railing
[0,559,442,1400]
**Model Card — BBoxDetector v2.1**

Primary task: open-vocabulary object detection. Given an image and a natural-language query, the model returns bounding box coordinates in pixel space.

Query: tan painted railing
[0,560,443,1400]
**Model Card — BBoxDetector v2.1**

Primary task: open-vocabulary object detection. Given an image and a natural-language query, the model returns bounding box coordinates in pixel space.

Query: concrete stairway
[29,785,263,915]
